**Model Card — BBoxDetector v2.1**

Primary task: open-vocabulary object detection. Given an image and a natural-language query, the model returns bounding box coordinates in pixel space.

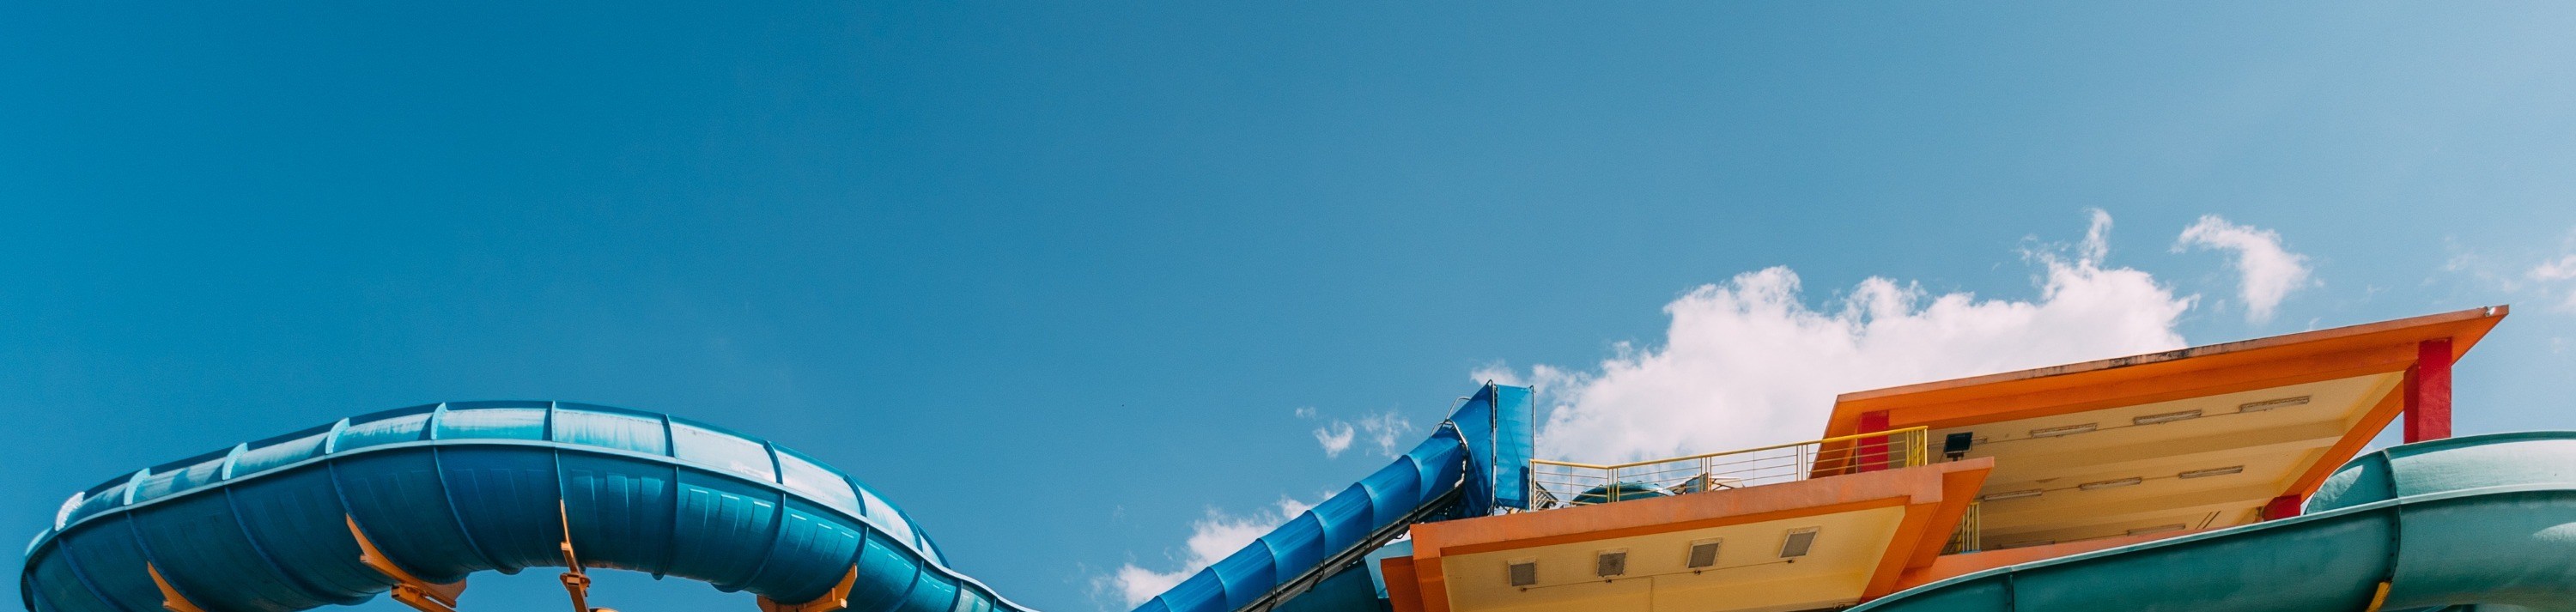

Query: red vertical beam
[1857,410,1891,473]
[2404,337,2454,443]
[2263,494,2304,520]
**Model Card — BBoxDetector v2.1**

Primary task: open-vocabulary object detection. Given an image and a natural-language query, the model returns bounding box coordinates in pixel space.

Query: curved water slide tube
[19,401,1019,612]
[1850,431,2576,612]
[19,386,1532,612]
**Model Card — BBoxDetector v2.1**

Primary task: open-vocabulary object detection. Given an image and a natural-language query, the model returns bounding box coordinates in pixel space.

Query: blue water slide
[1130,384,1534,612]
[17,401,1029,612]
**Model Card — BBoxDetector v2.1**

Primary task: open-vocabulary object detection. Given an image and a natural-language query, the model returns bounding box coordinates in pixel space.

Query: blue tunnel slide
[19,387,1534,612]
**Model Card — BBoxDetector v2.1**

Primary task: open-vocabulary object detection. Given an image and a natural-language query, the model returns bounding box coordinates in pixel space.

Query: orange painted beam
[1862,503,1941,598]
[1862,464,1997,598]
[1903,464,1997,571]
[1875,346,2415,432]
[2281,381,2409,499]
[1382,555,1425,612]
[1823,306,2506,439]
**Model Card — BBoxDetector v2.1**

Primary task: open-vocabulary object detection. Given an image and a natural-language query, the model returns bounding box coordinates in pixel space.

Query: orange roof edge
[1822,306,2508,439]
[1398,459,1992,612]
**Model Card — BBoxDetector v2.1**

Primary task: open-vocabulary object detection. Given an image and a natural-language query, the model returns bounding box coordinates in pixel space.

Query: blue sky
[7,3,2576,611]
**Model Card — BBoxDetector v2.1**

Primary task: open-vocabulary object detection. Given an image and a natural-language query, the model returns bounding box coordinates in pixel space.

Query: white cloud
[1491,213,2196,464]
[1311,421,1355,458]
[2173,215,2315,323]
[1303,405,1411,459]
[1101,498,1316,608]
[1101,212,2209,609]
[2081,208,2113,263]
[2530,255,2576,282]
[2532,254,2576,312]
[2437,228,2576,312]
[1358,412,1415,457]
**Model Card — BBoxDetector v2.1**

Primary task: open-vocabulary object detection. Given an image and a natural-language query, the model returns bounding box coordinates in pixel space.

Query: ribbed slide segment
[17,402,1030,612]
[1129,431,1465,612]
[1129,383,1536,612]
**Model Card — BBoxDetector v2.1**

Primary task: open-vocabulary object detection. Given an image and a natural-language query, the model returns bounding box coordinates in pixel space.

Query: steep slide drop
[1851,431,2576,612]
[18,386,1532,612]
[1128,385,1533,612]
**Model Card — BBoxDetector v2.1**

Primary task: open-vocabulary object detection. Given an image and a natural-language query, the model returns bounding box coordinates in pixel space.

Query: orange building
[1378,306,2504,612]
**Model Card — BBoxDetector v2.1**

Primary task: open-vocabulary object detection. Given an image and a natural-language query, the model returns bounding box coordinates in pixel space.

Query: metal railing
[1528,427,1930,508]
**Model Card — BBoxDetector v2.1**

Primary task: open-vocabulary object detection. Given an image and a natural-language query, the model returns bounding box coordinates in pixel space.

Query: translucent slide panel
[433,403,550,440]
[775,448,863,516]
[552,407,671,456]
[672,421,778,482]
[335,405,436,451]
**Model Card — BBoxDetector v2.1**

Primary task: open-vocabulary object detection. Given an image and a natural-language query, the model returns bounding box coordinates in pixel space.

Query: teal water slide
[1853,431,2576,612]
[17,386,1535,612]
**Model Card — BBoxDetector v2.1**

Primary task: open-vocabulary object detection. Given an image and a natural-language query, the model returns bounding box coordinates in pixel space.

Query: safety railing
[1528,427,1929,508]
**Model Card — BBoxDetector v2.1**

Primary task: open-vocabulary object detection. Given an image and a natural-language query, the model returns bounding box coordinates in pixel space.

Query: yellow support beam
[146,564,205,612]
[558,500,594,612]
[756,566,859,612]
[347,515,465,612]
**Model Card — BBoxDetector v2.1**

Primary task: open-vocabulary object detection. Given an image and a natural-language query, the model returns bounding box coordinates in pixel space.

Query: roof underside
[1822,306,2507,549]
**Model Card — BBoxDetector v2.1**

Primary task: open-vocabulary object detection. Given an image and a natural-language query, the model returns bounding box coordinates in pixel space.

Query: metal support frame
[147,564,207,612]
[557,500,595,612]
[347,515,465,612]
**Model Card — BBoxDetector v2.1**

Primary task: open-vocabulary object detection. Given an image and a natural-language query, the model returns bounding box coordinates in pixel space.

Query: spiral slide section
[1851,432,2576,612]
[17,401,1026,612]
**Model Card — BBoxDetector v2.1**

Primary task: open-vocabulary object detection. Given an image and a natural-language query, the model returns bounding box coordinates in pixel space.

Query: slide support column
[1857,411,1892,473]
[2403,338,2453,443]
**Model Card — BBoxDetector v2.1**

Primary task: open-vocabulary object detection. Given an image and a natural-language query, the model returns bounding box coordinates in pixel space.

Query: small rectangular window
[1506,560,1538,587]
[1779,527,1821,559]
[1594,549,1627,577]
[1686,538,1722,568]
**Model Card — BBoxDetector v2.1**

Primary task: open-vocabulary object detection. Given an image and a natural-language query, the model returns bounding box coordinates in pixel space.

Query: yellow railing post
[1908,428,1928,467]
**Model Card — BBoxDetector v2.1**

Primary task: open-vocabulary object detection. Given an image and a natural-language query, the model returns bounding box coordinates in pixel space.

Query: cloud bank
[1102,211,2238,609]
[2173,215,2314,323]
[1482,213,2196,463]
